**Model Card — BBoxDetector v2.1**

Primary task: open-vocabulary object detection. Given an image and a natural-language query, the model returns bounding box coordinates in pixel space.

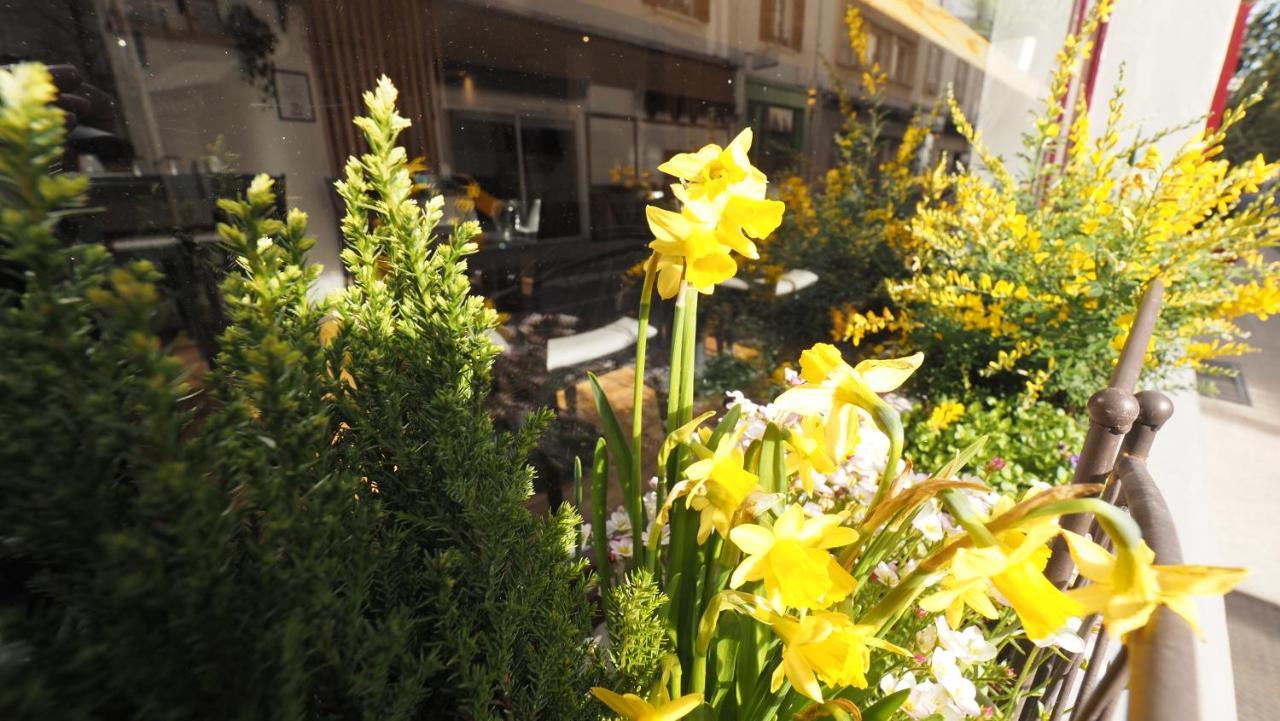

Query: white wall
[96,0,344,296]
[1086,0,1239,157]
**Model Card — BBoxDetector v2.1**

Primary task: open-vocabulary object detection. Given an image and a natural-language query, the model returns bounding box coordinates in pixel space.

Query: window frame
[643,0,712,23]
[759,0,805,52]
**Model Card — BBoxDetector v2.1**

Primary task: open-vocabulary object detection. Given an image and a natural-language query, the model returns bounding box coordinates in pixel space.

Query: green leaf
[572,455,583,511]
[591,438,611,593]
[757,423,787,494]
[934,435,988,480]
[657,409,716,470]
[587,371,635,496]
[708,403,743,451]
[863,689,910,721]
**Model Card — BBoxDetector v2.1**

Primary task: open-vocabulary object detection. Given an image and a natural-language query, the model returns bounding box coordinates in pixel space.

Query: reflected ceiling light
[117,37,128,47]
[647,190,664,200]
[582,35,590,43]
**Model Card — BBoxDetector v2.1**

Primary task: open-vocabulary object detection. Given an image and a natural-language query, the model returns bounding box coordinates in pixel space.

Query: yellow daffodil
[660,129,783,236]
[646,206,738,298]
[785,406,859,493]
[920,518,1083,641]
[1062,530,1247,640]
[774,342,923,416]
[684,440,759,543]
[764,610,909,702]
[729,504,859,611]
[590,687,703,721]
[648,128,785,298]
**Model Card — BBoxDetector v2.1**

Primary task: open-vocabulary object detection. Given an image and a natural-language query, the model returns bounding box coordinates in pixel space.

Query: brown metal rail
[1016,279,1200,721]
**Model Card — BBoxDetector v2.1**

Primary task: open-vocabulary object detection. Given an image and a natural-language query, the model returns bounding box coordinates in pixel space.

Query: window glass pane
[519,117,580,240]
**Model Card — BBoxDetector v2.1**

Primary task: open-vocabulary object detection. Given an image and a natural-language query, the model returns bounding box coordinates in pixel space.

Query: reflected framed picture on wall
[274,70,315,122]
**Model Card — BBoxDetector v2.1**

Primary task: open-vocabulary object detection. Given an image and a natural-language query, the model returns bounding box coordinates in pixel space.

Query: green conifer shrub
[0,65,595,721]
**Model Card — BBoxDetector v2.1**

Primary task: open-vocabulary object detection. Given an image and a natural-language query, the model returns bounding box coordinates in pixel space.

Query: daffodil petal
[773,386,837,416]
[854,352,924,393]
[727,127,754,156]
[658,146,718,179]
[591,687,654,718]
[784,647,824,702]
[817,526,860,550]
[656,261,684,299]
[723,195,785,240]
[1160,593,1204,638]
[1154,564,1248,597]
[714,222,760,259]
[729,523,774,556]
[653,692,704,721]
[730,553,764,588]
[774,504,807,538]
[647,205,691,244]
[685,251,737,292]
[1061,530,1117,583]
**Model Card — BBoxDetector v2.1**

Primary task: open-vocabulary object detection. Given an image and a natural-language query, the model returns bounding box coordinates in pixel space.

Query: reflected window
[644,0,711,23]
[448,112,580,243]
[760,0,804,51]
[925,43,944,96]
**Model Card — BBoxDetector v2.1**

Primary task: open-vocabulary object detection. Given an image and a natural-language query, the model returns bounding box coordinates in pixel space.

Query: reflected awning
[861,0,1040,97]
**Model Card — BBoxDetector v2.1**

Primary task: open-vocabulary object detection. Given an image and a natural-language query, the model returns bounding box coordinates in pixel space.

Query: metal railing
[1018,279,1200,721]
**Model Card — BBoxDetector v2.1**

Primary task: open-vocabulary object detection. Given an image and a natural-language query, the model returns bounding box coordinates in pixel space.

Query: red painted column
[1207,0,1254,131]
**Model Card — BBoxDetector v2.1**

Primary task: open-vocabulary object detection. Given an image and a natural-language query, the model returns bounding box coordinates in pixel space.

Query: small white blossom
[965,488,1003,517]
[605,508,631,538]
[643,490,658,520]
[641,524,670,547]
[935,617,997,666]
[873,560,900,587]
[880,672,943,720]
[931,650,982,719]
[916,623,938,654]
[912,500,948,542]
[608,535,633,559]
[849,474,879,506]
[1033,617,1087,655]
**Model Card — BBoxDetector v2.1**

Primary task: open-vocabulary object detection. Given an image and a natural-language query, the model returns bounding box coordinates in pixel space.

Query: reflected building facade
[0,0,991,322]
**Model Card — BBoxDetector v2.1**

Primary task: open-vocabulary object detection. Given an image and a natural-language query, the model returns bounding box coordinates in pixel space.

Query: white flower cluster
[581,482,668,564]
[880,617,997,720]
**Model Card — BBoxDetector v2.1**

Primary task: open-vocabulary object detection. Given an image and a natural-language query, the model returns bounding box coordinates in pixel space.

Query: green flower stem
[691,535,727,695]
[680,289,698,426]
[664,285,700,680]
[665,288,689,437]
[676,287,706,689]
[1019,498,1144,551]
[740,647,784,719]
[939,490,999,547]
[631,260,657,503]
[840,383,904,511]
[623,261,657,571]
[1001,646,1040,720]
[860,565,942,632]
[590,438,611,594]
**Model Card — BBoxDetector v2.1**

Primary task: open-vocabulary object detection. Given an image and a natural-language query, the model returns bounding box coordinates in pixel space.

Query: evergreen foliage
[0,65,595,720]
[603,570,671,696]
